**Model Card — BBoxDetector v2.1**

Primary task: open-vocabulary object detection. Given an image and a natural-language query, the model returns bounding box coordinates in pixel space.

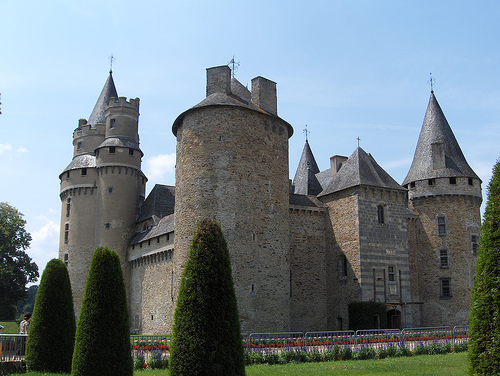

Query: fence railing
[0,334,27,361]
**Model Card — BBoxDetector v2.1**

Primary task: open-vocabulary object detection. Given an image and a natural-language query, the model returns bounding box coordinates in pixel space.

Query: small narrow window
[440,278,452,297]
[63,253,69,267]
[338,255,348,279]
[108,187,114,194]
[388,266,395,282]
[110,119,116,129]
[439,248,449,268]
[77,141,82,150]
[449,177,456,185]
[81,168,87,176]
[428,179,434,186]
[129,148,134,156]
[468,178,473,186]
[109,146,115,154]
[377,205,385,224]
[64,223,69,243]
[66,198,71,218]
[437,215,447,235]
[66,171,70,178]
[410,182,416,188]
[105,223,111,229]
[471,235,479,254]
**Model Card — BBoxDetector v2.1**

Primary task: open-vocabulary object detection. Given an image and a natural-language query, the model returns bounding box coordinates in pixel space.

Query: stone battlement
[107,96,140,110]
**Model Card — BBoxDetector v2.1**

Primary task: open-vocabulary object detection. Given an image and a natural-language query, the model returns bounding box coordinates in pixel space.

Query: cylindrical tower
[403,91,482,326]
[95,97,146,295]
[172,66,293,333]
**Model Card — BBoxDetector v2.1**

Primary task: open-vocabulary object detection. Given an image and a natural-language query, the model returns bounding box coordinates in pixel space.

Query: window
[66,198,71,218]
[449,177,456,184]
[105,223,111,229]
[63,253,69,267]
[440,278,452,298]
[338,255,348,279]
[377,205,385,224]
[66,171,70,178]
[471,235,479,254]
[388,266,396,282]
[437,215,447,235]
[410,182,415,188]
[64,223,69,243]
[109,146,115,154]
[439,248,449,268]
[428,178,435,186]
[110,119,115,129]
[108,187,114,194]
[77,141,82,150]
[81,168,87,176]
[129,148,134,156]
[468,178,473,186]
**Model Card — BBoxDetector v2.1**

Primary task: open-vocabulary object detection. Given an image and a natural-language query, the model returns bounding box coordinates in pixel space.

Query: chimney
[330,155,348,176]
[206,66,232,97]
[251,76,277,115]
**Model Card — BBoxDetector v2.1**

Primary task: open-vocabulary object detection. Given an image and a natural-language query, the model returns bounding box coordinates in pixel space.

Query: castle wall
[289,206,327,331]
[173,104,291,333]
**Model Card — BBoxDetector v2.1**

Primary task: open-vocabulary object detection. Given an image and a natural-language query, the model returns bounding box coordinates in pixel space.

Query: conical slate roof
[318,147,405,197]
[293,140,322,195]
[88,71,118,126]
[403,92,479,186]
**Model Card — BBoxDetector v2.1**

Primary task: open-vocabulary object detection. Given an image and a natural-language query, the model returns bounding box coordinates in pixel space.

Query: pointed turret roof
[292,140,322,195]
[318,147,405,197]
[88,71,118,126]
[403,92,479,186]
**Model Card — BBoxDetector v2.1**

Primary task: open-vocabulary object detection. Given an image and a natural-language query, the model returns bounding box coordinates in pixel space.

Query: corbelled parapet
[251,76,277,115]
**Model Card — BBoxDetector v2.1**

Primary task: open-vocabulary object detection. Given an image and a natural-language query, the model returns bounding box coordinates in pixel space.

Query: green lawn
[22,352,468,376]
[0,321,19,334]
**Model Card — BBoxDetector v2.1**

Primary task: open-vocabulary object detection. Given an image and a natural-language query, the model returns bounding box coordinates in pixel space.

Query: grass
[0,321,20,334]
[21,352,468,376]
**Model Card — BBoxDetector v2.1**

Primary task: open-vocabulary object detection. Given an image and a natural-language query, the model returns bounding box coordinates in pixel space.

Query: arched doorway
[387,309,401,329]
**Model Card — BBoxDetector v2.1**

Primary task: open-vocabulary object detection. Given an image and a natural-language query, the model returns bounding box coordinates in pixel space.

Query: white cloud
[0,144,12,154]
[145,153,176,182]
[16,147,28,153]
[27,220,60,280]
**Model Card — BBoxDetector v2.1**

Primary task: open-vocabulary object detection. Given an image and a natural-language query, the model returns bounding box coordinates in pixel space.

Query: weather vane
[357,137,361,147]
[228,56,240,78]
[109,53,115,73]
[303,125,310,141]
[428,73,435,93]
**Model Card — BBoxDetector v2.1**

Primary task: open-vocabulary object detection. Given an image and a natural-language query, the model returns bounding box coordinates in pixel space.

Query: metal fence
[0,334,27,361]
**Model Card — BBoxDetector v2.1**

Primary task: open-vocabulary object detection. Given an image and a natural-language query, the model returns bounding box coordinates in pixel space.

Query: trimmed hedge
[169,219,245,376]
[469,159,500,375]
[71,247,132,376]
[25,259,75,372]
[348,301,387,330]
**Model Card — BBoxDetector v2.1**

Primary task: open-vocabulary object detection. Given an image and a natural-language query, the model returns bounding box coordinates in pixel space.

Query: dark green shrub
[147,350,168,369]
[453,342,467,353]
[469,159,500,375]
[169,219,245,376]
[340,346,352,360]
[395,345,411,357]
[354,346,376,360]
[25,259,75,373]
[71,247,132,376]
[348,301,387,330]
[386,345,397,357]
[413,344,427,356]
[133,353,145,370]
[377,348,388,359]
[309,350,323,362]
[279,350,295,364]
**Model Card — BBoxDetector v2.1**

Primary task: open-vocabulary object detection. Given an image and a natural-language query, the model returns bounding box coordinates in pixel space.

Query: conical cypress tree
[25,258,75,372]
[71,247,132,376]
[169,219,245,376]
[469,159,500,374]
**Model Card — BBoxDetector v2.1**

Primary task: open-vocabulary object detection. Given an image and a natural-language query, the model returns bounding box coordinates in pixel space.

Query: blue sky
[1,0,499,282]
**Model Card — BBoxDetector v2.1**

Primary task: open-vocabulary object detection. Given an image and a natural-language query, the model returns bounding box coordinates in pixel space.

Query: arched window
[377,204,385,224]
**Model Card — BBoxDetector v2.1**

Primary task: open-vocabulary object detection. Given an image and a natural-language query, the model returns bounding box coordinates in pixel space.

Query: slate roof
[292,140,322,195]
[97,137,143,154]
[318,147,405,197]
[403,92,479,185]
[88,72,118,126]
[137,184,175,222]
[289,194,324,207]
[60,154,96,176]
[172,78,293,138]
[130,213,175,245]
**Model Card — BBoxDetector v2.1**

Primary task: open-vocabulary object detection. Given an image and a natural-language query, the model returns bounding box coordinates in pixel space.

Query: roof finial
[428,72,435,93]
[109,53,115,74]
[357,136,361,147]
[228,55,240,78]
[303,125,310,141]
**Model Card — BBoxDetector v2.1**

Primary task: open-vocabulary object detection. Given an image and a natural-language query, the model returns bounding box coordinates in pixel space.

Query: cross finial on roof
[303,125,310,141]
[428,73,435,93]
[357,136,361,147]
[228,56,240,78]
[109,53,115,74]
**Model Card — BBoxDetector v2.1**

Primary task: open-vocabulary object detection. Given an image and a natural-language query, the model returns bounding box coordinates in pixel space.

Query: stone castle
[59,65,482,334]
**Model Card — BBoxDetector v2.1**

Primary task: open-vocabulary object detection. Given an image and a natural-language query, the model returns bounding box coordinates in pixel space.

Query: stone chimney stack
[251,76,277,115]
[206,65,232,97]
[330,155,348,176]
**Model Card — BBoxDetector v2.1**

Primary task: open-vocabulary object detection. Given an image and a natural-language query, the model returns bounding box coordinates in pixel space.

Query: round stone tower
[403,91,482,326]
[172,65,293,332]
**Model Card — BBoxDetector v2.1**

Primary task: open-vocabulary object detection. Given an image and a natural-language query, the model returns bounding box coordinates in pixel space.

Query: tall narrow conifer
[169,219,245,376]
[25,258,75,372]
[469,159,500,374]
[71,247,132,376]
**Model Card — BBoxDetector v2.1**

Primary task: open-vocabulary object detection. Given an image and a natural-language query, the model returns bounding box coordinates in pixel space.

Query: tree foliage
[169,219,245,376]
[469,159,500,375]
[17,285,38,318]
[26,259,75,373]
[72,247,132,376]
[0,202,38,319]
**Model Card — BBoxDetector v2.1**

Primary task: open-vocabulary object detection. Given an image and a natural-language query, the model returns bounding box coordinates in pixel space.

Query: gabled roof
[403,92,479,185]
[318,147,405,197]
[292,140,322,196]
[137,184,175,222]
[88,72,118,126]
